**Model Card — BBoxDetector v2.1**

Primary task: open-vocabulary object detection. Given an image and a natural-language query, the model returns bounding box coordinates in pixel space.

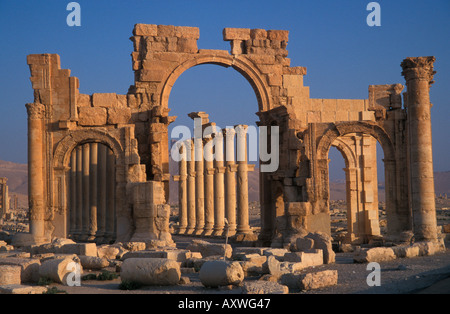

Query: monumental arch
[19,24,438,248]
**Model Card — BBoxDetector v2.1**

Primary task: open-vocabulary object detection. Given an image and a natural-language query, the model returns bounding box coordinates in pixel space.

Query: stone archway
[52,129,127,242]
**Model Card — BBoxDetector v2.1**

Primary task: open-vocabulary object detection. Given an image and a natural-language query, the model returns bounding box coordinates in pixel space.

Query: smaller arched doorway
[67,142,117,243]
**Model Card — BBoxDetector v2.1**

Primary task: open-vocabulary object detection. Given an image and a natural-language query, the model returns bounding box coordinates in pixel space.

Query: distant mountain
[1,159,449,207]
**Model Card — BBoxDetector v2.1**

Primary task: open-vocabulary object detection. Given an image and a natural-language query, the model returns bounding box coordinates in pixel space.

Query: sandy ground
[43,236,450,295]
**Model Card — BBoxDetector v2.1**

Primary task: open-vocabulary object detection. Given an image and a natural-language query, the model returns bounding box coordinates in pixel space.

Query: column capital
[401,56,436,84]
[222,127,236,136]
[25,102,46,119]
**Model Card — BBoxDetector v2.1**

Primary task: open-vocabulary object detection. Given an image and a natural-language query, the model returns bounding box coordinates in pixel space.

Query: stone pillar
[80,143,90,241]
[235,125,252,235]
[75,145,83,240]
[186,139,196,235]
[25,102,46,244]
[223,128,237,236]
[194,137,205,235]
[88,143,98,241]
[401,56,437,241]
[203,136,215,236]
[177,142,188,234]
[212,132,225,236]
[69,152,77,236]
[105,147,116,242]
[96,144,107,242]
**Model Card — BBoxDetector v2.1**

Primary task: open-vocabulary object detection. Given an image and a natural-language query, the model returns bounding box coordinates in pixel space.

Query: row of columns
[174,123,255,237]
[68,143,116,243]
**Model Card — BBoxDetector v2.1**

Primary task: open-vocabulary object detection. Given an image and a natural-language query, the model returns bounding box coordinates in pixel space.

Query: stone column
[96,144,107,242]
[75,145,83,240]
[401,56,437,241]
[25,102,46,244]
[88,143,98,242]
[235,125,252,235]
[177,142,188,234]
[212,132,225,236]
[81,143,90,241]
[69,151,77,236]
[194,137,205,235]
[203,136,215,236]
[105,147,116,241]
[223,128,237,236]
[186,139,196,235]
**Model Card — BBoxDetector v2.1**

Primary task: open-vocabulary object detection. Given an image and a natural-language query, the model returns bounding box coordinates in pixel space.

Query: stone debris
[79,256,110,270]
[295,232,335,264]
[199,260,244,288]
[0,265,21,285]
[186,240,232,259]
[241,281,289,294]
[0,284,47,294]
[38,258,83,285]
[0,258,40,283]
[353,247,396,263]
[120,258,181,286]
[280,270,338,291]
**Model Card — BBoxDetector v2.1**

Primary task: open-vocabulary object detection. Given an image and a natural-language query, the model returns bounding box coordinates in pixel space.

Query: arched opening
[327,132,385,245]
[67,142,117,244]
[166,62,262,237]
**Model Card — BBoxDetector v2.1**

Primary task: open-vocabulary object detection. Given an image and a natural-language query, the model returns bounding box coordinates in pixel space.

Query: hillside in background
[1,159,449,207]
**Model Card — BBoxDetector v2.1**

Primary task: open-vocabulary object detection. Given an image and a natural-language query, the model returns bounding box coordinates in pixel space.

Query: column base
[11,232,49,247]
[184,228,196,235]
[212,228,225,237]
[193,227,205,236]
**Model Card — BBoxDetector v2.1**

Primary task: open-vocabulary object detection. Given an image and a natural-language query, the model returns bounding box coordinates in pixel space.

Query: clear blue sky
[0,0,449,181]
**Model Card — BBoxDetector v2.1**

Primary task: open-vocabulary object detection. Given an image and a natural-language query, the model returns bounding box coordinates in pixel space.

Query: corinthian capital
[25,102,46,119]
[401,56,436,84]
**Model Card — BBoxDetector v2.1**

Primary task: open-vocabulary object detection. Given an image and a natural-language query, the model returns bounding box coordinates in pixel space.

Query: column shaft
[213,132,225,236]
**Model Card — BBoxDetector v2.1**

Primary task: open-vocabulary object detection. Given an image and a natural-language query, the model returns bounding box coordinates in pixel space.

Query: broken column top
[188,111,209,124]
[132,24,200,39]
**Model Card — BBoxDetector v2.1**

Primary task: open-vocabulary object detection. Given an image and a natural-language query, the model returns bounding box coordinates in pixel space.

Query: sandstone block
[232,247,265,257]
[199,261,244,288]
[60,243,97,257]
[177,38,198,53]
[123,242,146,252]
[412,241,445,256]
[284,250,323,268]
[242,281,288,294]
[92,93,117,107]
[223,28,251,41]
[267,30,289,41]
[281,270,338,291]
[392,245,420,258]
[353,247,396,263]
[78,107,107,126]
[107,107,131,124]
[186,240,232,259]
[79,256,109,270]
[175,26,200,39]
[262,248,289,259]
[39,258,82,285]
[77,93,91,107]
[97,245,121,260]
[0,284,47,294]
[0,265,21,285]
[0,258,40,283]
[296,237,315,251]
[133,24,158,36]
[305,232,336,264]
[120,258,181,286]
[250,29,267,39]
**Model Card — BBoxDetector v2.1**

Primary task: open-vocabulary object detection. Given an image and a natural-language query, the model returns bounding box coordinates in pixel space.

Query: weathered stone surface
[353,247,396,263]
[0,265,21,285]
[78,107,107,126]
[199,260,244,288]
[133,24,158,36]
[59,243,97,257]
[0,284,47,294]
[186,240,232,259]
[392,245,420,258]
[299,232,335,264]
[412,241,446,256]
[122,249,191,264]
[0,258,40,283]
[120,258,181,286]
[79,256,109,270]
[39,258,82,285]
[97,245,121,260]
[283,250,323,268]
[107,107,131,124]
[242,281,289,294]
[281,270,338,291]
[92,93,117,107]
[223,28,251,41]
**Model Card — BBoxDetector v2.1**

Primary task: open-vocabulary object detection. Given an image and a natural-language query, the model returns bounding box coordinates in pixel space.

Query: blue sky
[0,0,449,180]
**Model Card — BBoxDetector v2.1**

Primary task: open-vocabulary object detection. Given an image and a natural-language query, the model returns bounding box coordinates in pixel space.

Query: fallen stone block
[232,247,265,257]
[199,260,244,288]
[304,232,335,264]
[262,248,289,259]
[266,255,303,277]
[281,270,338,291]
[0,265,21,285]
[79,256,109,270]
[59,243,97,257]
[242,281,289,294]
[186,240,232,259]
[0,258,41,283]
[0,284,47,294]
[39,258,83,285]
[97,245,121,260]
[122,249,191,264]
[283,250,323,268]
[392,245,420,258]
[120,258,181,286]
[412,241,446,256]
[123,242,146,252]
[353,247,396,263]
